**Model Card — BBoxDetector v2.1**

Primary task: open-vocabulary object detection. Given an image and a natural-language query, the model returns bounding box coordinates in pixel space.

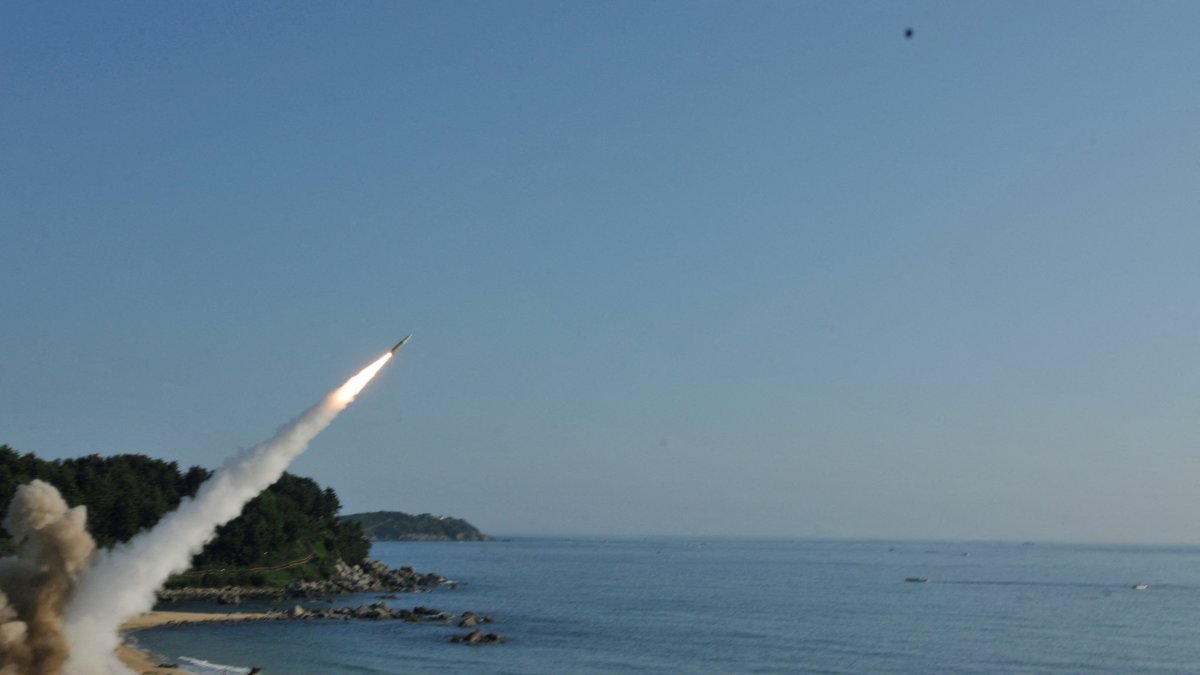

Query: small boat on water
[904,577,928,583]
[1133,583,1149,591]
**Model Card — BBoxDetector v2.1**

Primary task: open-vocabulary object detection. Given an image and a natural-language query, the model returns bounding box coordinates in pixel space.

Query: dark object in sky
[905,27,914,39]
[390,335,411,354]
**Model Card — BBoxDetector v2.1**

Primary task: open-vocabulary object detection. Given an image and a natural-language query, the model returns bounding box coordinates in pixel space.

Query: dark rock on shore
[285,602,489,628]
[156,556,506,647]
[158,558,446,603]
[289,559,446,597]
[457,611,493,628]
[153,604,504,646]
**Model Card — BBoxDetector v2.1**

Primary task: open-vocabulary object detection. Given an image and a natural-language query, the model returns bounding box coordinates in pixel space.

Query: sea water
[134,538,1200,673]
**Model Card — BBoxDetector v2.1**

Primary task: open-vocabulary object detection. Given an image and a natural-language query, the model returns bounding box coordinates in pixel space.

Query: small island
[342,510,492,541]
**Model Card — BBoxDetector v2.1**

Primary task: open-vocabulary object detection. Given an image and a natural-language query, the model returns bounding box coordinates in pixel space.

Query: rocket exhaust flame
[333,352,393,406]
[0,341,411,675]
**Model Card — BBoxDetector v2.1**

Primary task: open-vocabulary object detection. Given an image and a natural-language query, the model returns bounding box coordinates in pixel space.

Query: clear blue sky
[3,2,1200,542]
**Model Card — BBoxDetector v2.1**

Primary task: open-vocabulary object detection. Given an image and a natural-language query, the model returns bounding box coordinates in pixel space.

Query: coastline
[117,643,181,675]
[115,558,449,673]
[118,611,276,674]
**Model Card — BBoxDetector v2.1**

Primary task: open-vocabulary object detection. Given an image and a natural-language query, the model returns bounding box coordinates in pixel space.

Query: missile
[389,335,411,354]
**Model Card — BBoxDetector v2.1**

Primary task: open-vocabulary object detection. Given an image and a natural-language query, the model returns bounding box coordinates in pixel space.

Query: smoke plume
[0,480,96,675]
[0,350,393,673]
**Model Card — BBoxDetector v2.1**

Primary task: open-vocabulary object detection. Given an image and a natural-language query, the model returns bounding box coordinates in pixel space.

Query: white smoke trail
[61,352,394,674]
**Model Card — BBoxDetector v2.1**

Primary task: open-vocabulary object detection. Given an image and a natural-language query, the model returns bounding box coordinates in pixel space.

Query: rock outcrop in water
[449,629,504,645]
[287,602,489,624]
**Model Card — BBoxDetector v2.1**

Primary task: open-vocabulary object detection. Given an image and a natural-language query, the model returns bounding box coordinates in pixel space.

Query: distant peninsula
[342,511,492,541]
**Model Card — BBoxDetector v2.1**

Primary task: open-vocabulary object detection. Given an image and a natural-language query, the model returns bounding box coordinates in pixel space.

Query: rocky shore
[287,602,493,627]
[157,558,448,604]
[147,603,490,626]
[137,557,505,668]
[126,604,504,645]
[118,604,505,674]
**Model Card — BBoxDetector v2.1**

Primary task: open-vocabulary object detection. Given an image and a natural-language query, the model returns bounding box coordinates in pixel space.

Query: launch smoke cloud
[0,345,401,674]
[0,480,96,675]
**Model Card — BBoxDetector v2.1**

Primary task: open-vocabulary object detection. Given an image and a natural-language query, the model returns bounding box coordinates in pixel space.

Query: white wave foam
[177,655,252,674]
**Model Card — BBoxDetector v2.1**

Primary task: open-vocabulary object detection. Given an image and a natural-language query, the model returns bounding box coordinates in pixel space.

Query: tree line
[342,510,490,541]
[0,445,369,586]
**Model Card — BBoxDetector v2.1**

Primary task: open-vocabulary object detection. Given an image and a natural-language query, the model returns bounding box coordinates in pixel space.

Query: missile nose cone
[390,335,411,354]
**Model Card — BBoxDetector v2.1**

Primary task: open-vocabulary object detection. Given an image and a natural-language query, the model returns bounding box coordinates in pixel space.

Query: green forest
[343,510,490,541]
[0,445,369,586]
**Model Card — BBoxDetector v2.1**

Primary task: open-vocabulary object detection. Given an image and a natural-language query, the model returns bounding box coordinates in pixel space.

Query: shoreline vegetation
[0,446,496,671]
[0,447,369,587]
[0,447,488,590]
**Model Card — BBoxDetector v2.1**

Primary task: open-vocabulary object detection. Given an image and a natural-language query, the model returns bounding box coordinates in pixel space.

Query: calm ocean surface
[135,538,1200,673]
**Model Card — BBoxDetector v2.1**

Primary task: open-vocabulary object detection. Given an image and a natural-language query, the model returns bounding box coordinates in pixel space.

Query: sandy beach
[116,643,183,675]
[118,611,277,674]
